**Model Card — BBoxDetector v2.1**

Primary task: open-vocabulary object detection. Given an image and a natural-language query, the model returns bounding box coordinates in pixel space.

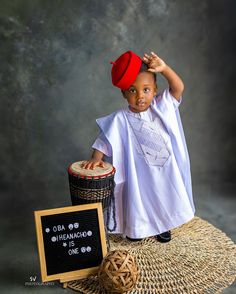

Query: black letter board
[34,203,107,282]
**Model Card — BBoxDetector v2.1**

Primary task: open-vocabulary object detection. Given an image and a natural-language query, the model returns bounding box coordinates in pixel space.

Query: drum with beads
[68,161,116,211]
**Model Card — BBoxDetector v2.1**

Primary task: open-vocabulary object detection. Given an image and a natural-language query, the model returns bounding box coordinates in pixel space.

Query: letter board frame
[34,203,107,282]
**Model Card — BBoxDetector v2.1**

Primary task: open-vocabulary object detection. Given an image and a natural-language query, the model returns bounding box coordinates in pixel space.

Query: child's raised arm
[143,52,184,101]
[82,149,105,170]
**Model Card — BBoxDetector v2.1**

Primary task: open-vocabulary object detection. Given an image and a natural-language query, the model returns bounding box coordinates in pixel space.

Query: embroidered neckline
[125,106,154,122]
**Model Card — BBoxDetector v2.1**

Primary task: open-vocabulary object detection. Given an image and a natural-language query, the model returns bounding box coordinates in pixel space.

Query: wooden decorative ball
[98,250,140,293]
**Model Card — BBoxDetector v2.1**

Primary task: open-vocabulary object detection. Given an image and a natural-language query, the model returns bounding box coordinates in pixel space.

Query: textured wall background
[0,0,236,292]
[0,0,236,230]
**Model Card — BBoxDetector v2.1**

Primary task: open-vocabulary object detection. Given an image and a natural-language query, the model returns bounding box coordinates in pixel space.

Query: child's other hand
[143,52,166,73]
[82,159,105,170]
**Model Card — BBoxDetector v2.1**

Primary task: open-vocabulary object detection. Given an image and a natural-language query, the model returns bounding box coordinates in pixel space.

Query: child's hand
[82,159,105,170]
[143,52,166,73]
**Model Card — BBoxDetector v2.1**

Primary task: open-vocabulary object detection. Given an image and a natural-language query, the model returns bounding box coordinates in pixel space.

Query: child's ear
[121,90,127,99]
[154,84,158,96]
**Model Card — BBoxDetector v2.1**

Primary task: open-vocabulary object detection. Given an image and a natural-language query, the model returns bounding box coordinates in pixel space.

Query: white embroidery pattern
[125,111,171,166]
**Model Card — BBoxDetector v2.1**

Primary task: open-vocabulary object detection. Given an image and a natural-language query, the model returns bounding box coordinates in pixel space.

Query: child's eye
[144,88,150,93]
[128,88,136,93]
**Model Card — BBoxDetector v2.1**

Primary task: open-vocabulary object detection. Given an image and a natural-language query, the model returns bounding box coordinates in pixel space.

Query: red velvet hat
[110,51,142,90]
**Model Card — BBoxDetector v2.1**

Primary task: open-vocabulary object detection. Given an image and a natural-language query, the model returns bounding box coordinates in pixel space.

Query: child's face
[122,71,157,113]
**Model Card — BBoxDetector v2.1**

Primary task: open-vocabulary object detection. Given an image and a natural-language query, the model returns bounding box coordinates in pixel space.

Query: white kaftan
[92,89,195,238]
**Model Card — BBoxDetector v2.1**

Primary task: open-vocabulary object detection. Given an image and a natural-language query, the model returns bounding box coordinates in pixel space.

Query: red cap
[110,51,142,90]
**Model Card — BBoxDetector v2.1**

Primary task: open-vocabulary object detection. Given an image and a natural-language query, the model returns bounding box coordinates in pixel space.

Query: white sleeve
[157,88,182,110]
[92,131,112,157]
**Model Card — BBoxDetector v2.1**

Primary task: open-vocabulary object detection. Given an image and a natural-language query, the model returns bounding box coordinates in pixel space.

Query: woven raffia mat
[68,216,236,293]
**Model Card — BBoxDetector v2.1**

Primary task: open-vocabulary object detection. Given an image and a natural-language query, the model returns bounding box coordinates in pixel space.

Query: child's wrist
[160,64,169,75]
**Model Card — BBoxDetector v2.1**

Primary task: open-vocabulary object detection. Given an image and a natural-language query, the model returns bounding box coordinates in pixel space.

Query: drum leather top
[68,161,115,178]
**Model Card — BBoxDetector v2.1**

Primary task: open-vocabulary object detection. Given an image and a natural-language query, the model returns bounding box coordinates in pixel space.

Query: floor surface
[1,180,235,294]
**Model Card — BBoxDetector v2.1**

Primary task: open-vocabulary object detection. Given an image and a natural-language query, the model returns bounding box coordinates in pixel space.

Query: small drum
[68,161,116,211]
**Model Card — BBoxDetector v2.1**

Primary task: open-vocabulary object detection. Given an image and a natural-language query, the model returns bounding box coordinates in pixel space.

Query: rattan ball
[98,250,139,293]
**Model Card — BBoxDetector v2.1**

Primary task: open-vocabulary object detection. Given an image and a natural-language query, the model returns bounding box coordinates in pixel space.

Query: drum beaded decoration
[68,161,116,230]
[98,250,140,293]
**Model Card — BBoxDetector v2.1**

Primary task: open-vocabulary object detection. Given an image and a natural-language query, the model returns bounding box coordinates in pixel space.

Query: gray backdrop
[0,0,235,292]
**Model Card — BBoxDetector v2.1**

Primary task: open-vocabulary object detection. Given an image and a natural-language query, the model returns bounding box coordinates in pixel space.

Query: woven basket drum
[98,250,140,293]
